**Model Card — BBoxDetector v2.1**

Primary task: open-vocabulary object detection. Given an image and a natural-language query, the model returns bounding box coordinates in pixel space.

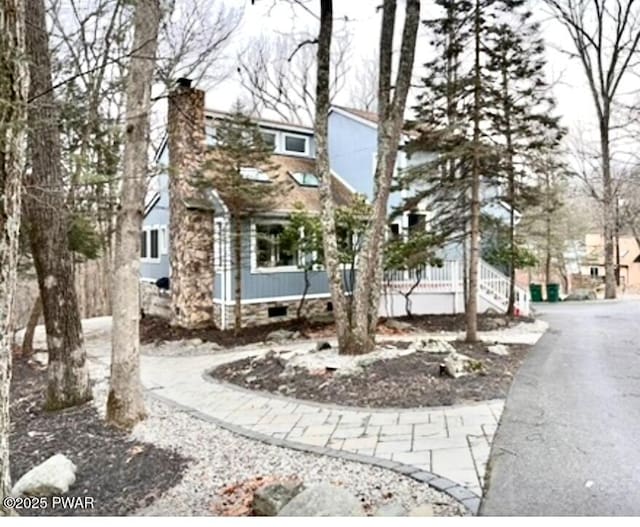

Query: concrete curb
[146,389,481,515]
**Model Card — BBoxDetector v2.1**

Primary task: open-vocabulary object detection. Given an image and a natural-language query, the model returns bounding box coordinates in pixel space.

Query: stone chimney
[167,80,215,328]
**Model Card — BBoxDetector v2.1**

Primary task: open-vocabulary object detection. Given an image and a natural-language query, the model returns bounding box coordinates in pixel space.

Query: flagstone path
[45,317,547,515]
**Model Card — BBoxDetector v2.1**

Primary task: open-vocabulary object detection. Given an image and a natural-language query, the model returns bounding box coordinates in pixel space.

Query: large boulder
[11,454,76,497]
[265,329,301,344]
[415,338,455,354]
[252,481,304,516]
[443,352,484,379]
[408,503,435,516]
[315,341,332,351]
[487,344,509,356]
[384,319,414,332]
[375,502,407,516]
[278,484,364,516]
[31,351,48,366]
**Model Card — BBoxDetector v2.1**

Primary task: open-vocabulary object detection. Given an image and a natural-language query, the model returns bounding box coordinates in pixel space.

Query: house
[141,80,358,329]
[579,233,640,291]
[140,80,530,329]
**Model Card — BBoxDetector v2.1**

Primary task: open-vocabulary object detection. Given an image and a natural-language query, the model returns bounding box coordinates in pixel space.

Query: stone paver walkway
[134,349,502,500]
[74,318,548,514]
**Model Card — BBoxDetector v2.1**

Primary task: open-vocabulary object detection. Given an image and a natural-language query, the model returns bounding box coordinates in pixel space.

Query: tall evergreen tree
[406,0,563,333]
[403,0,475,247]
[201,104,279,334]
[484,5,564,315]
[406,0,500,341]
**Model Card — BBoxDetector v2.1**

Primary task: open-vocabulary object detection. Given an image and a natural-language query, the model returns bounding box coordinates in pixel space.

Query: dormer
[204,111,316,158]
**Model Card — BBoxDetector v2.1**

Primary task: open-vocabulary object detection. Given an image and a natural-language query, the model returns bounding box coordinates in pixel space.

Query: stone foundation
[144,285,334,330]
[214,296,334,329]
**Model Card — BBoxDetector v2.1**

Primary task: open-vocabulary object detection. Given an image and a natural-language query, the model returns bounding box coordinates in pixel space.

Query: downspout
[219,219,226,330]
[224,216,232,329]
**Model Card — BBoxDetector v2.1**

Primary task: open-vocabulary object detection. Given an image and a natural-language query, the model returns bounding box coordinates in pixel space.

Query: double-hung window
[141,226,162,262]
[254,223,296,270]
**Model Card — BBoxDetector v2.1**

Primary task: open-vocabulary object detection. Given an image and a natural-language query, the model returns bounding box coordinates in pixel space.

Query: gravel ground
[131,398,467,516]
[86,355,466,517]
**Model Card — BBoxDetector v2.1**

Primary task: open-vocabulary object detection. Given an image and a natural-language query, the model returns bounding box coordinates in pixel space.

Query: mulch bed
[10,358,189,516]
[210,341,530,408]
[395,313,533,333]
[139,315,332,347]
[140,313,528,348]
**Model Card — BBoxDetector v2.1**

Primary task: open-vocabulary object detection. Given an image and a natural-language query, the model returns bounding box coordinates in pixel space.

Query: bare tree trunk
[314,0,353,351]
[0,0,29,509]
[233,217,242,334]
[107,0,161,429]
[21,296,42,357]
[402,269,422,318]
[501,60,517,317]
[601,122,616,298]
[544,168,552,286]
[466,0,482,343]
[315,0,419,355]
[543,1,640,300]
[615,197,621,287]
[25,0,91,410]
[351,0,421,353]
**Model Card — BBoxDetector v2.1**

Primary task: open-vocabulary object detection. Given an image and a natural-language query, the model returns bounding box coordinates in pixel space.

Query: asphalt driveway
[481,298,640,515]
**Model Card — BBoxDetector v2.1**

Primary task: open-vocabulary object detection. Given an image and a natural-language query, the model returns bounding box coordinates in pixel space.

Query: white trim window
[251,221,298,272]
[141,225,163,263]
[283,133,309,156]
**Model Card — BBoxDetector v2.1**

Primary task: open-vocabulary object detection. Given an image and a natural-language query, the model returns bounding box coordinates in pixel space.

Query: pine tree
[484,4,564,315]
[403,0,475,247]
[201,104,279,334]
[406,0,500,341]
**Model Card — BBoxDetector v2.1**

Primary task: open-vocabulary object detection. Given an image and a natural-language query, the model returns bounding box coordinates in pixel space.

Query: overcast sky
[205,2,589,126]
[186,0,640,169]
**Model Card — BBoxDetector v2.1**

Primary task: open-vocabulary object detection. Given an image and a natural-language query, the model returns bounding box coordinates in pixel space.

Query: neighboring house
[140,80,530,329]
[579,233,640,291]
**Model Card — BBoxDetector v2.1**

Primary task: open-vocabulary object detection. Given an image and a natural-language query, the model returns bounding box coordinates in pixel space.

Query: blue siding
[226,219,331,300]
[328,111,376,199]
[328,110,404,211]
[141,144,171,281]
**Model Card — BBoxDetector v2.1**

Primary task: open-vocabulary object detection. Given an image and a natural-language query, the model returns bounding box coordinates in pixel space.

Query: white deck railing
[384,259,531,316]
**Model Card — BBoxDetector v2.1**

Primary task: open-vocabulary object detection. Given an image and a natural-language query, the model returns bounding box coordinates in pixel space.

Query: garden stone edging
[146,390,481,515]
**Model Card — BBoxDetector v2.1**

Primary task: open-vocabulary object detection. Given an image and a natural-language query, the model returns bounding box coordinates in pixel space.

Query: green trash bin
[546,283,560,302]
[529,283,543,302]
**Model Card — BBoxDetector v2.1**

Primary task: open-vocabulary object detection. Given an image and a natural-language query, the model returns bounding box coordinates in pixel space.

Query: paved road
[481,299,640,515]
